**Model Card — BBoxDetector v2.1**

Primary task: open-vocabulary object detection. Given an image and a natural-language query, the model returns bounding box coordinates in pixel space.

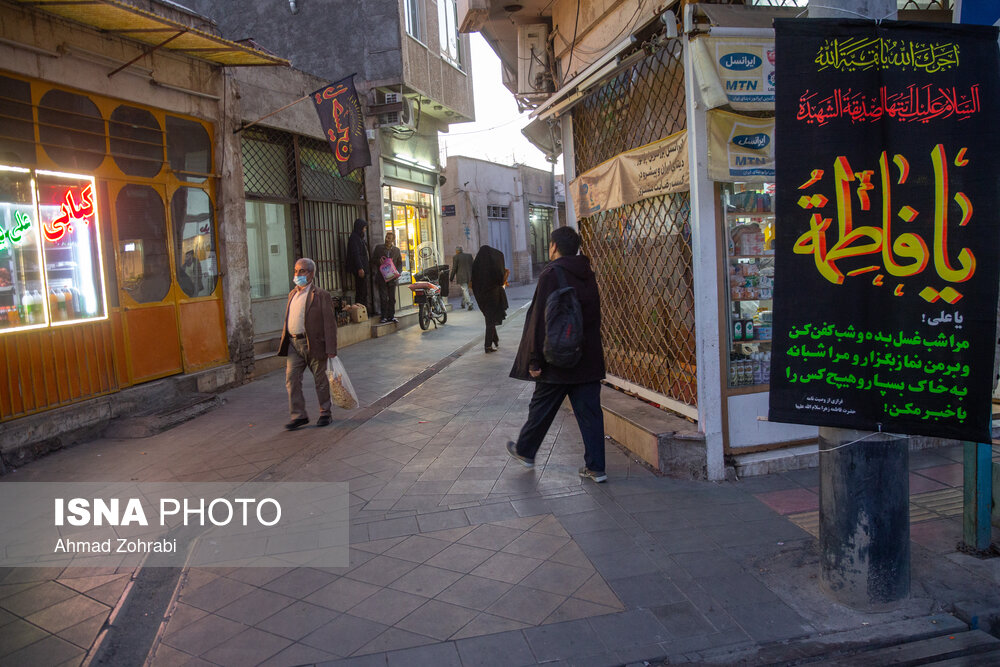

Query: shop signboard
[0,166,108,331]
[768,19,1000,442]
[707,110,775,182]
[700,36,776,110]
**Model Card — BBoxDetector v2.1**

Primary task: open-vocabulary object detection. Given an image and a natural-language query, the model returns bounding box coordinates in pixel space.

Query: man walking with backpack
[506,226,608,482]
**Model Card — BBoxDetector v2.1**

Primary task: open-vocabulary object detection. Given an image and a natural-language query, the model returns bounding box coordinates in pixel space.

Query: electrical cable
[561,0,581,86]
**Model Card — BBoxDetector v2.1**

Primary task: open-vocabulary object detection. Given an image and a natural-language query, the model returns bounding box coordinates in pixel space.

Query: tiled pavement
[2,284,999,666]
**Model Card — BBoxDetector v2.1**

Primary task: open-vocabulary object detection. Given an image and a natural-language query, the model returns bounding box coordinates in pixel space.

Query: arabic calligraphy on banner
[769,19,1000,442]
[570,131,688,221]
[707,110,775,182]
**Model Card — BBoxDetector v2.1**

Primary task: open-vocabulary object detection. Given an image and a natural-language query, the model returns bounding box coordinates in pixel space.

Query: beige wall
[400,0,475,120]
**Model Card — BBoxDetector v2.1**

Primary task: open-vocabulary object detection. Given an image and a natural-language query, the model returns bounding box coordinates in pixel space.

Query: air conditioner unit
[517,24,552,97]
[384,92,401,104]
[378,97,417,131]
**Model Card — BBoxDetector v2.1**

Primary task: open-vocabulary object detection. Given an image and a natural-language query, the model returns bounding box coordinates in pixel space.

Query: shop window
[246,201,293,299]
[110,105,163,178]
[166,116,210,183]
[0,76,36,166]
[171,188,217,298]
[116,185,170,303]
[0,167,45,329]
[38,89,105,171]
[35,172,108,323]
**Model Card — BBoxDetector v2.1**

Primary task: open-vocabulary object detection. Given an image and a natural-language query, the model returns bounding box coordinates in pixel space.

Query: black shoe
[316,415,332,427]
[285,417,309,431]
[506,441,534,468]
[468,305,474,311]
[485,346,496,353]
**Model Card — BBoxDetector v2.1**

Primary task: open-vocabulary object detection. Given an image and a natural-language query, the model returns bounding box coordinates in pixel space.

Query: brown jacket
[277,285,338,362]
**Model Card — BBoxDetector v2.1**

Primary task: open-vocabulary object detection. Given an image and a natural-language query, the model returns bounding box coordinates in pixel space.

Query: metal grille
[573,37,685,175]
[741,0,950,8]
[582,195,697,406]
[573,35,695,407]
[242,127,295,200]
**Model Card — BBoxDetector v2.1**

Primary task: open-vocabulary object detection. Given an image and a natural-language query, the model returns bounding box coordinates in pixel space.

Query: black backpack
[543,266,583,368]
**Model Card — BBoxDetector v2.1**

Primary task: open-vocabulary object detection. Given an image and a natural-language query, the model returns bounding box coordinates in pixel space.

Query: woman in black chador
[470,245,508,353]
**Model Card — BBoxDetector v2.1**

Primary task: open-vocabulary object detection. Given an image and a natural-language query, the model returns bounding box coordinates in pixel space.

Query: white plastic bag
[326,356,358,409]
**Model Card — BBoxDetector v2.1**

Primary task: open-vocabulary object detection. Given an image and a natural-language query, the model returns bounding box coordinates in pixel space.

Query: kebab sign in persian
[768,19,1000,442]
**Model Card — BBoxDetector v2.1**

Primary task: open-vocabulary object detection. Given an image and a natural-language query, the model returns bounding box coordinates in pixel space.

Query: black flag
[311,75,371,177]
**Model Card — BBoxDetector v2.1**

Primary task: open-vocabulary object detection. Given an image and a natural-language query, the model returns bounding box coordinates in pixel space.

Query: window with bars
[487,205,508,218]
[573,36,697,407]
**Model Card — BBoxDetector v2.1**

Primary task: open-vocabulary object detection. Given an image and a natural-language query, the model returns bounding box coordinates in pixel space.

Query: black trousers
[514,380,605,472]
[354,273,368,311]
[485,323,498,349]
[378,279,397,319]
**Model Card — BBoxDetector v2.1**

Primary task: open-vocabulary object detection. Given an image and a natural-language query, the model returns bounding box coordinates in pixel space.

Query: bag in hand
[379,256,400,282]
[326,357,359,409]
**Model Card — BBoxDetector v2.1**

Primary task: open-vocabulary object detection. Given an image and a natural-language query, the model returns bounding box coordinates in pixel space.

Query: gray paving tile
[523,618,608,662]
[305,577,381,612]
[383,535,451,563]
[385,641,461,667]
[548,541,594,570]
[544,597,620,624]
[435,574,512,611]
[302,613,388,657]
[502,531,570,559]
[469,551,543,585]
[367,516,420,541]
[457,524,523,550]
[544,494,601,516]
[651,526,722,554]
[258,642,340,667]
[348,588,428,625]
[202,627,292,666]
[355,627,436,655]
[486,585,565,625]
[670,550,745,579]
[455,630,536,666]
[650,601,717,638]
[0,634,83,667]
[56,610,107,649]
[0,618,48,655]
[388,564,463,598]
[450,612,528,640]
[520,560,593,597]
[395,600,478,641]
[588,549,659,581]
[215,588,295,625]
[588,609,669,650]
[0,581,76,617]
[415,509,470,533]
[25,594,109,634]
[262,568,338,598]
[353,537,408,555]
[607,573,685,610]
[725,600,813,643]
[162,612,246,654]
[571,529,633,557]
[463,502,520,524]
[256,600,339,640]
[694,573,780,607]
[424,543,495,573]
[510,497,552,518]
[345,556,418,586]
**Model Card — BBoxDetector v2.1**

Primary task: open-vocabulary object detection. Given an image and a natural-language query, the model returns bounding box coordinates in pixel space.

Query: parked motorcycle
[408,264,449,330]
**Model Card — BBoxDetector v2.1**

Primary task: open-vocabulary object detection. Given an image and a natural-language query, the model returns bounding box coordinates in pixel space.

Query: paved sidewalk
[1,282,998,666]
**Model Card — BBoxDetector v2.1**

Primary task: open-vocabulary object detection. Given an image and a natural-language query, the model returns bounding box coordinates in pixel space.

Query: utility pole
[806,0,910,611]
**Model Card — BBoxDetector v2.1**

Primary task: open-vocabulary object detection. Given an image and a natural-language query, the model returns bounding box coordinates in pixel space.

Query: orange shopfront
[0,73,228,421]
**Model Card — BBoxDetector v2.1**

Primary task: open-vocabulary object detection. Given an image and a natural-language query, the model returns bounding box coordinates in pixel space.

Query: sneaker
[316,415,332,427]
[467,304,473,311]
[506,441,534,468]
[578,467,607,483]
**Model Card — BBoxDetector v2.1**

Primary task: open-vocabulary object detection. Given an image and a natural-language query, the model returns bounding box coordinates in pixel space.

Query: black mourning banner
[311,75,371,177]
[768,19,1000,442]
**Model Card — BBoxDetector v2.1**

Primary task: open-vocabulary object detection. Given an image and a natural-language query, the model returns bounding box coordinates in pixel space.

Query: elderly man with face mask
[277,257,339,430]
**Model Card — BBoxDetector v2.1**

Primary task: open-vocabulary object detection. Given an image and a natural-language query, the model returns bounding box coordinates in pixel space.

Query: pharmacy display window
[723,182,774,389]
[0,165,109,332]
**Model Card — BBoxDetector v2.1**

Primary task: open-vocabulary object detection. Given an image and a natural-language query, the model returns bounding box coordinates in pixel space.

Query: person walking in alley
[451,245,474,310]
[506,226,608,482]
[471,244,507,353]
[278,258,339,430]
[371,230,403,323]
[347,218,370,311]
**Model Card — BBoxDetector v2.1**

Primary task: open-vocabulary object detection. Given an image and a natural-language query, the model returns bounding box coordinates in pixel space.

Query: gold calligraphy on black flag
[768,19,1000,442]
[311,75,371,177]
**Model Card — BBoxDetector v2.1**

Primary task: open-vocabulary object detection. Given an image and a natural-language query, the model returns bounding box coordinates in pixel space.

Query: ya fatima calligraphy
[43,184,95,244]
[797,84,981,126]
[815,37,959,73]
[792,145,974,302]
[315,84,355,164]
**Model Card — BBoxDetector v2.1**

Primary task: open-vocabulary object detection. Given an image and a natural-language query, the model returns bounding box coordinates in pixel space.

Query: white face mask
[293,275,309,287]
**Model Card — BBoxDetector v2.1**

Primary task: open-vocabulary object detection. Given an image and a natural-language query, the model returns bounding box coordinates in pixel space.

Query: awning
[10,0,289,67]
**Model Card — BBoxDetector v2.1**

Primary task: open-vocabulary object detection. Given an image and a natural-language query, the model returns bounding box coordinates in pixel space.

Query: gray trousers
[458,282,472,307]
[286,337,331,420]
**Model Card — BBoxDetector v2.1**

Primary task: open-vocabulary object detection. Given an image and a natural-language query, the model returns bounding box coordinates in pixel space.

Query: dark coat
[371,242,403,285]
[277,284,339,362]
[347,219,369,274]
[451,251,473,284]
[510,254,605,384]
[471,245,507,325]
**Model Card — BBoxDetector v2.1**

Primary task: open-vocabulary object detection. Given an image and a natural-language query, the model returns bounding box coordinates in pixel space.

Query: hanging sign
[768,19,1000,442]
[694,36,776,110]
[311,75,372,177]
[707,110,775,182]
[570,130,687,221]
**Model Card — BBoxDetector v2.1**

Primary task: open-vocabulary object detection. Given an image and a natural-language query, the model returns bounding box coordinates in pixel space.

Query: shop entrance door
[110,182,183,383]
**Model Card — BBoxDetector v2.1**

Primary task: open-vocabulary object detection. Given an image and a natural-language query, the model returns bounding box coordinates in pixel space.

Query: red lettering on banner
[42,184,95,244]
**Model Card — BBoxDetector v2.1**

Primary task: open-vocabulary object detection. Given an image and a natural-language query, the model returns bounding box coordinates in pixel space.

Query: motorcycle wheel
[418,302,430,330]
[433,297,447,325]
